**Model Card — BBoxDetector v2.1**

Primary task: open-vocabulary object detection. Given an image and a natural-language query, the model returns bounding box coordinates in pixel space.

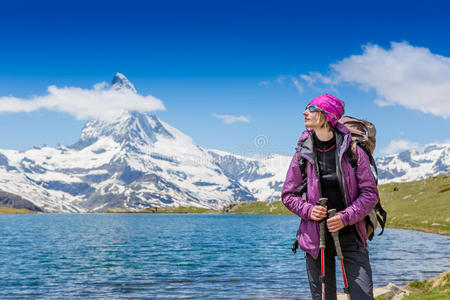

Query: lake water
[0,214,449,299]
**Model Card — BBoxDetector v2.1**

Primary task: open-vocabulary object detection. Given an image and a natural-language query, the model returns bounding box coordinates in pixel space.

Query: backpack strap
[294,154,308,196]
[375,202,387,235]
[347,140,380,184]
[346,140,386,236]
[346,140,358,172]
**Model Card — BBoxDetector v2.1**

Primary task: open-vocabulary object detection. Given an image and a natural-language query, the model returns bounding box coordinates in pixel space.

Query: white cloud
[303,41,450,118]
[290,77,303,94]
[0,84,165,121]
[381,139,421,155]
[260,74,308,94]
[300,72,338,86]
[93,81,108,90]
[374,98,391,107]
[211,113,250,124]
[299,74,315,86]
[275,75,287,85]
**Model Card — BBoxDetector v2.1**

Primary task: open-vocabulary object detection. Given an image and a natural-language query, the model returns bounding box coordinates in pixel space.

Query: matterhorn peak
[111,72,137,93]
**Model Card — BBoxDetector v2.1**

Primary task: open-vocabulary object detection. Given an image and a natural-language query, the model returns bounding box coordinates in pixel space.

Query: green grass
[378,174,450,235]
[101,208,132,213]
[228,201,294,215]
[0,207,38,214]
[403,289,450,300]
[403,270,450,300]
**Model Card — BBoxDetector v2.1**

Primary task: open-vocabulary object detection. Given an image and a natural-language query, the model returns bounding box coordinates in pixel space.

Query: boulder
[373,283,407,299]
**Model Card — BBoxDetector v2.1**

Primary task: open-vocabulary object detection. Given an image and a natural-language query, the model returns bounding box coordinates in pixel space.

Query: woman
[281,94,378,300]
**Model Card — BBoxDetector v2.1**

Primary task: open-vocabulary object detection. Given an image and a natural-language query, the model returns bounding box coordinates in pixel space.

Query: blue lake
[0,214,449,299]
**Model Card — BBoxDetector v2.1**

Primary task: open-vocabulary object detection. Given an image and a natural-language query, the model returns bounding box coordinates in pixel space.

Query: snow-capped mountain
[207,149,290,203]
[0,73,447,212]
[0,74,290,212]
[111,72,137,93]
[376,143,450,184]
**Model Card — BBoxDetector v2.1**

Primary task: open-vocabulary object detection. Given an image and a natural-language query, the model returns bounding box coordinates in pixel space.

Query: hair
[318,112,333,130]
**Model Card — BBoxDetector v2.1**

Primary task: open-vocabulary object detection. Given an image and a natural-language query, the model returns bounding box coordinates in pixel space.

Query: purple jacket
[281,123,379,259]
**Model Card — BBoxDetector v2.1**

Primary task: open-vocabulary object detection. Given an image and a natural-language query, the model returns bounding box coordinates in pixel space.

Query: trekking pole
[317,198,328,300]
[328,209,351,300]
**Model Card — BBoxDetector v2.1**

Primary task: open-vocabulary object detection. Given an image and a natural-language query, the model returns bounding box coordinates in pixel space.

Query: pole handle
[317,198,328,249]
[328,209,344,260]
[317,198,328,207]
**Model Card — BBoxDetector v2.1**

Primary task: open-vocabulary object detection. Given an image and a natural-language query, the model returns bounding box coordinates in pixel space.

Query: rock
[335,270,448,299]
[374,283,405,299]
[431,269,450,289]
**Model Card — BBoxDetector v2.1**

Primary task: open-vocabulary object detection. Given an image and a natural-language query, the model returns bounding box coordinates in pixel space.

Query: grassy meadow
[378,174,449,235]
[0,207,38,214]
[403,269,450,299]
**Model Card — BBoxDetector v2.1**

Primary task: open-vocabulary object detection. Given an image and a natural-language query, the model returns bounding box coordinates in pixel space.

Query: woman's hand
[310,205,327,221]
[327,215,344,232]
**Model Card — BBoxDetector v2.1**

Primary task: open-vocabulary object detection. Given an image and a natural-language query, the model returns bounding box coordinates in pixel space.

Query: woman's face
[303,107,322,129]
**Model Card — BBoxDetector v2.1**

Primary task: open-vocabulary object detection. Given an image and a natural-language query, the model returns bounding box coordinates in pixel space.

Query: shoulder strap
[376,203,387,235]
[346,140,358,172]
[347,140,379,184]
[294,154,308,196]
[348,141,387,236]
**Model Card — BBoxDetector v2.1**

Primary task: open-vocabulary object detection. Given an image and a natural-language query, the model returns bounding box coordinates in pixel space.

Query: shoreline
[0,207,38,214]
[381,224,450,236]
[2,206,448,236]
[369,269,450,300]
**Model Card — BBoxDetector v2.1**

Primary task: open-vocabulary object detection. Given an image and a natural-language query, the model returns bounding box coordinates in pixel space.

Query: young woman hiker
[281,94,379,300]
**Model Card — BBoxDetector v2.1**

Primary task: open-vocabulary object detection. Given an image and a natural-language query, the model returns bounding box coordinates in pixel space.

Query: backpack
[340,116,387,240]
[296,116,387,241]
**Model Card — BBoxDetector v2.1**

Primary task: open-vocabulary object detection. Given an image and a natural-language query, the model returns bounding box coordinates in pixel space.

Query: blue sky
[0,0,449,158]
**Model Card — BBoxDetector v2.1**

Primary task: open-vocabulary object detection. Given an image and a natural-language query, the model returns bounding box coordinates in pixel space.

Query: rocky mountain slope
[376,144,449,184]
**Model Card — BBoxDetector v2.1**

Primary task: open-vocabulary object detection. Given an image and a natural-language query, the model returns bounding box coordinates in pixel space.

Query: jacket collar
[296,123,352,161]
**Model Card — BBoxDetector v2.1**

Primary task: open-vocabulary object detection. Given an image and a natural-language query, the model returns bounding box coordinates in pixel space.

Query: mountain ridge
[0,74,448,212]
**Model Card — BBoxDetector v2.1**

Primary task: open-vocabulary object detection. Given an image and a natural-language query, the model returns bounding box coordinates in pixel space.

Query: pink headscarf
[308,94,345,127]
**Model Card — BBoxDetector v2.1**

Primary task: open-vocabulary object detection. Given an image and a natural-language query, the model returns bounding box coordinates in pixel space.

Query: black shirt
[313,133,346,212]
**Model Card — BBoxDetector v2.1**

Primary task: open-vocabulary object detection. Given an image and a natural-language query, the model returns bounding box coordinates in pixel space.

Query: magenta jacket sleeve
[281,153,314,220]
[339,146,379,226]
